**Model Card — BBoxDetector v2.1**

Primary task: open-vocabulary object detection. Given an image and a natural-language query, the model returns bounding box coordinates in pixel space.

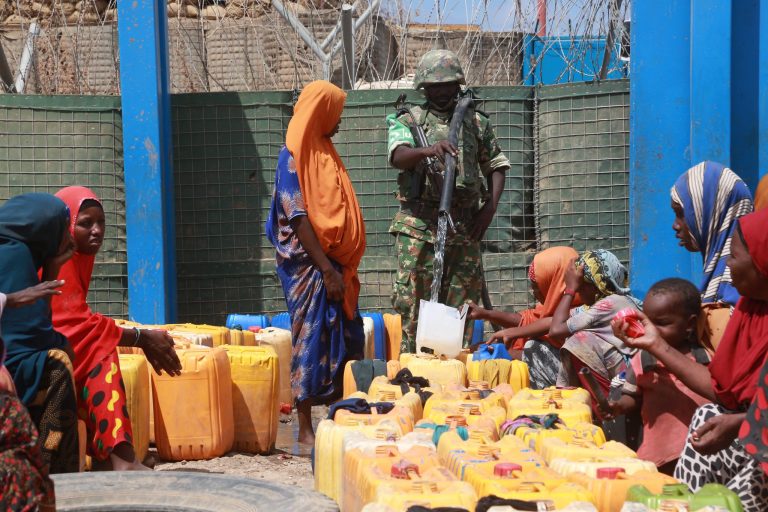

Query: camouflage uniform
[387,50,510,353]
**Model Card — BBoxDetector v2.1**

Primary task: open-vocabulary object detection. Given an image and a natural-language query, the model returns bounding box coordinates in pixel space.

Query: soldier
[387,49,510,353]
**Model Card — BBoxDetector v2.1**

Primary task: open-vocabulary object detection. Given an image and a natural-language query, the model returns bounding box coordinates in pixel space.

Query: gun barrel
[439,97,473,215]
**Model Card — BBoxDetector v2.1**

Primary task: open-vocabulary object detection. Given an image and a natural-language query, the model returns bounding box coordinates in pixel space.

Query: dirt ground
[154,406,327,490]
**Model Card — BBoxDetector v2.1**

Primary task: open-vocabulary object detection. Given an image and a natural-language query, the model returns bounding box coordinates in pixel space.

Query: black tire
[51,471,338,511]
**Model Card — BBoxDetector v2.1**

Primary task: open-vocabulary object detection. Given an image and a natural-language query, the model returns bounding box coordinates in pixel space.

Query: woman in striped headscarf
[671,161,753,306]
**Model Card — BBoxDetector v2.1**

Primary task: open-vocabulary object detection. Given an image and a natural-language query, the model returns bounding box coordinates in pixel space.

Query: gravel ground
[154,406,326,490]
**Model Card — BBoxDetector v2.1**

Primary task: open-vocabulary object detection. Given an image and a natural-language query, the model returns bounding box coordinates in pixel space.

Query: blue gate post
[731,0,761,191]
[690,0,731,167]
[760,0,768,181]
[630,0,768,297]
[117,0,177,323]
[629,0,694,297]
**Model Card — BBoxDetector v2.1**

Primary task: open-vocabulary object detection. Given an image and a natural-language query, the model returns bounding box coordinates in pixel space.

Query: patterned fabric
[675,403,768,512]
[412,49,466,89]
[78,351,133,461]
[386,105,508,212]
[559,294,640,385]
[671,161,753,305]
[0,391,55,512]
[392,231,482,353]
[739,356,768,474]
[522,339,561,389]
[623,350,710,466]
[26,349,79,474]
[267,148,308,264]
[579,249,633,298]
[558,250,639,396]
[267,147,365,403]
[527,261,536,283]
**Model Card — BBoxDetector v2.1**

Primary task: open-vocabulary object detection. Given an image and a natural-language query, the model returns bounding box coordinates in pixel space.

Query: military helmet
[413,50,466,89]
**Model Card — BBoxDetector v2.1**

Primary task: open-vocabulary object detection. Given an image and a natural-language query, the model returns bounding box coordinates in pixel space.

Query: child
[549,249,641,415]
[608,278,711,475]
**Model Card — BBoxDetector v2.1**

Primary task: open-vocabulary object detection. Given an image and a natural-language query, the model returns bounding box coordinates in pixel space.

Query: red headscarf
[511,246,582,349]
[709,208,768,410]
[50,186,123,383]
[286,81,366,320]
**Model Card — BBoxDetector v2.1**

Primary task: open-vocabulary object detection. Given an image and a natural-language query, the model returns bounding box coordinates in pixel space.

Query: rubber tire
[51,471,338,511]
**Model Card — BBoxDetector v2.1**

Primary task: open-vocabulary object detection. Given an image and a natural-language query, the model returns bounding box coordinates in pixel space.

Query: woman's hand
[138,329,182,377]
[564,257,585,292]
[322,267,345,302]
[487,327,520,346]
[464,301,487,321]
[611,311,667,354]
[691,413,745,455]
[6,280,65,307]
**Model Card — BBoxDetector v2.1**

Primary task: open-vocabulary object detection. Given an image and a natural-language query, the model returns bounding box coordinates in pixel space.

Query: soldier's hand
[424,140,458,162]
[470,202,496,241]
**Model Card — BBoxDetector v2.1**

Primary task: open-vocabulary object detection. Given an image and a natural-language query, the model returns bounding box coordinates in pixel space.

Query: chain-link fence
[0,94,127,316]
[1,0,629,93]
[0,79,630,324]
[536,80,629,263]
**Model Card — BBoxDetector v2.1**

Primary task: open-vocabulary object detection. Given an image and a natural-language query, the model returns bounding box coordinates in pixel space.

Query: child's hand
[611,310,667,354]
[564,257,586,292]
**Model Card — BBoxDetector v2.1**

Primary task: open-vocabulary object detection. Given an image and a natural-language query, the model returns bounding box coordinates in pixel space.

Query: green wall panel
[536,80,630,263]
[0,95,127,317]
[0,82,631,327]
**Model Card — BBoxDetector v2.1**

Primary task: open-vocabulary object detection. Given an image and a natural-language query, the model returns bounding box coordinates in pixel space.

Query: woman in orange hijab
[470,246,581,388]
[266,81,366,444]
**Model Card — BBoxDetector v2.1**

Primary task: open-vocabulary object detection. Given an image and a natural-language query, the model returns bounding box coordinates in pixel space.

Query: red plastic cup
[614,308,645,338]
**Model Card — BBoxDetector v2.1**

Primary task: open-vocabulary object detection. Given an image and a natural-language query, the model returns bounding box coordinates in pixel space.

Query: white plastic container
[415,300,467,358]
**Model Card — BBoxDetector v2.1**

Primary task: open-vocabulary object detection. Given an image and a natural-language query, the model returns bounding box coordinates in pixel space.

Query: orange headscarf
[50,186,124,383]
[286,81,366,320]
[511,246,581,349]
[755,174,768,211]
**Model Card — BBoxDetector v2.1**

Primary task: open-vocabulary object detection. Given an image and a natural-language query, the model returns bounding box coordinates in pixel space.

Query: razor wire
[0,0,630,94]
